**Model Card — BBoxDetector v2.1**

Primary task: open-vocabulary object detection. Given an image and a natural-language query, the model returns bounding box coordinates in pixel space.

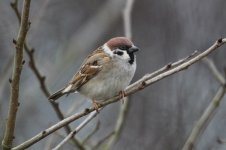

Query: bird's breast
[78,60,136,101]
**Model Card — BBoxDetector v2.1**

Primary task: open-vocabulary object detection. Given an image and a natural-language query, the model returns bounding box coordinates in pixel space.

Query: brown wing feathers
[48,47,110,101]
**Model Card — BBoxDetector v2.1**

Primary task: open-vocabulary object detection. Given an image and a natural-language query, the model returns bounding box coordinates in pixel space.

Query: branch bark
[11,38,226,150]
[2,0,31,149]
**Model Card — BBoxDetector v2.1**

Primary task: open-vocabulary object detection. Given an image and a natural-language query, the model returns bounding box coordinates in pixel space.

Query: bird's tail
[48,85,72,101]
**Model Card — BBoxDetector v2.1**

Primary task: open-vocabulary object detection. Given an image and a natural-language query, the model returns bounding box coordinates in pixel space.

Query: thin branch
[2,0,31,150]
[10,0,84,149]
[123,0,134,39]
[148,50,199,79]
[52,111,99,150]
[12,38,226,150]
[182,59,226,150]
[127,39,226,95]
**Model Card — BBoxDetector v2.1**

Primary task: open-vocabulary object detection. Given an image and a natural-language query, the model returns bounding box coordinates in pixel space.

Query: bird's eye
[118,45,130,50]
[113,51,124,56]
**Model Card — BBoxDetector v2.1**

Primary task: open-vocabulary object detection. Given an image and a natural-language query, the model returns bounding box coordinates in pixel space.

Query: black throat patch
[128,52,135,65]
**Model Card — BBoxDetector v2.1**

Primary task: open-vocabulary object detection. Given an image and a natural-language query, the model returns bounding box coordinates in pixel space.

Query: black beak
[127,46,140,54]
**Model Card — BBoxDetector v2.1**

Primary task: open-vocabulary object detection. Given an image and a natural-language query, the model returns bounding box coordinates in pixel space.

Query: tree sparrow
[49,37,139,110]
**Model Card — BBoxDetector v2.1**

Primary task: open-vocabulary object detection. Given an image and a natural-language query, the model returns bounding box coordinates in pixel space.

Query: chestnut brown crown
[106,37,133,50]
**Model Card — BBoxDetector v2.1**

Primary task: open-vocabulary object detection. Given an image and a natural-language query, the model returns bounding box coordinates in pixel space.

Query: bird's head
[103,37,139,64]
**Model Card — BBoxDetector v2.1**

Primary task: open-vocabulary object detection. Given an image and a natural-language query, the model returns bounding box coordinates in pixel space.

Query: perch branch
[182,58,226,150]
[2,0,31,150]
[10,0,84,149]
[11,38,226,150]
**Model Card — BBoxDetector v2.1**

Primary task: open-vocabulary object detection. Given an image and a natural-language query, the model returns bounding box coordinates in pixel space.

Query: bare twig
[10,0,84,149]
[11,38,226,150]
[148,50,199,79]
[2,0,31,150]
[182,59,226,150]
[52,111,99,150]
[127,39,226,95]
[123,0,135,39]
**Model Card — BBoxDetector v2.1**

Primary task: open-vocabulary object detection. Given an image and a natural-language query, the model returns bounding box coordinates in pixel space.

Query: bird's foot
[92,100,102,113]
[119,90,126,104]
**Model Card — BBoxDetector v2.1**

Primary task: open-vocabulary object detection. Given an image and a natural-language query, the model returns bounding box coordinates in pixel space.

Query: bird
[49,37,139,111]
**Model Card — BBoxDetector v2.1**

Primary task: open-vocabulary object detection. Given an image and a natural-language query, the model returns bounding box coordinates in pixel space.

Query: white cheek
[103,45,130,61]
[112,49,130,61]
[103,44,113,57]
[121,51,130,60]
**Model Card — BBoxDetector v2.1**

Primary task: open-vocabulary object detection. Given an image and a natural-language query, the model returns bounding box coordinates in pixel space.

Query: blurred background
[1,0,226,149]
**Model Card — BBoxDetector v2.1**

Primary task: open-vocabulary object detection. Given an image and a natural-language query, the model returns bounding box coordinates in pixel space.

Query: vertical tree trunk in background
[2,0,31,149]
